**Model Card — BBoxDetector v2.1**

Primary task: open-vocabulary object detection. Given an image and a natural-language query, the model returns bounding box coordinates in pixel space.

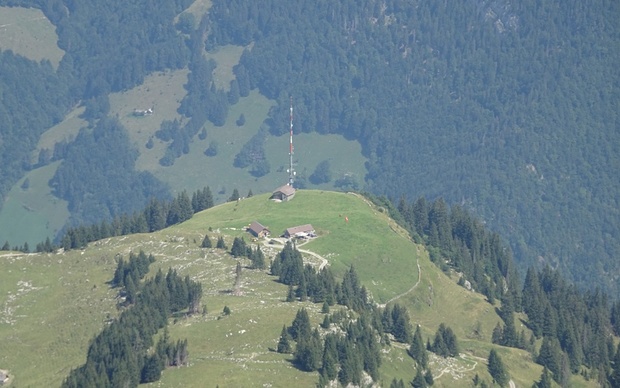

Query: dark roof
[285,224,314,236]
[273,184,296,196]
[248,221,269,234]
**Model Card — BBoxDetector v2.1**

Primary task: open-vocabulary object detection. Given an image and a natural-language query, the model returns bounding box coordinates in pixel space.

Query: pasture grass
[152,89,277,199]
[400,250,502,342]
[33,106,87,162]
[181,190,418,302]
[264,132,367,190]
[108,68,190,172]
[182,0,212,20]
[0,6,64,68]
[0,162,69,247]
[0,250,118,387]
[205,44,247,91]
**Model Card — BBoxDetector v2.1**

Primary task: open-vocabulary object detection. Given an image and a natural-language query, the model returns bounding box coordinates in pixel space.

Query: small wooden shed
[248,221,270,238]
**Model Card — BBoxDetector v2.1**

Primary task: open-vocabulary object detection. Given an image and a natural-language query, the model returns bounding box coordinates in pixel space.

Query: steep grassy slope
[0,250,118,387]
[0,191,593,387]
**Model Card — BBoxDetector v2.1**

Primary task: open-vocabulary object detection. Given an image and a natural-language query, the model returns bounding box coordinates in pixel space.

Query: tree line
[383,194,620,386]
[0,186,214,253]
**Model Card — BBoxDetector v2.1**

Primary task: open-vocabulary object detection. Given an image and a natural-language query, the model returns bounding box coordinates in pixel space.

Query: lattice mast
[288,96,295,186]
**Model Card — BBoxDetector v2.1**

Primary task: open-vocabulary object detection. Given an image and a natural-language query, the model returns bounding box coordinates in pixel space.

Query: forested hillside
[205,0,619,292]
[0,0,192,229]
[0,0,617,295]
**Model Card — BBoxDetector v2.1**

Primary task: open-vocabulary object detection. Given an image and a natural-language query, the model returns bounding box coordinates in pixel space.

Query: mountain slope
[205,0,620,294]
[1,190,565,387]
[1,0,616,295]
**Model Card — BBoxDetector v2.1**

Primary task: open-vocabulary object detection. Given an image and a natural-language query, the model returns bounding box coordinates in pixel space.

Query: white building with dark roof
[284,224,315,238]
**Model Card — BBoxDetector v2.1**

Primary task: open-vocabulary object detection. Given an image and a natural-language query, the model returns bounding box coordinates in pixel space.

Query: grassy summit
[183,190,419,302]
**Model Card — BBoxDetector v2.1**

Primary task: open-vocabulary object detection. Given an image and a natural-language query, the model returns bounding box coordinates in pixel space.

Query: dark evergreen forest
[205,0,619,292]
[0,0,617,295]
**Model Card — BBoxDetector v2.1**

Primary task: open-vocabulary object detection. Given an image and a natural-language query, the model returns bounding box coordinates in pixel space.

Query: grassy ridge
[182,191,417,302]
[1,189,586,387]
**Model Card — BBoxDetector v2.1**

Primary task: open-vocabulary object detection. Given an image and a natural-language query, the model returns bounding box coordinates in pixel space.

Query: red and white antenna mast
[288,96,295,186]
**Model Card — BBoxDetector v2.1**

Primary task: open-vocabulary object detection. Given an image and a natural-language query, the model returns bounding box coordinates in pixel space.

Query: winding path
[260,239,328,271]
[297,247,329,271]
[378,256,422,308]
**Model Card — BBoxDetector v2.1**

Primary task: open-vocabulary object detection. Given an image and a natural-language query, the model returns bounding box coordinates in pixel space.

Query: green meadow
[0,162,69,247]
[0,6,64,68]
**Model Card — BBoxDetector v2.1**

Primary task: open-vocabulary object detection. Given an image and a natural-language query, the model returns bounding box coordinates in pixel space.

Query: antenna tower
[288,96,295,186]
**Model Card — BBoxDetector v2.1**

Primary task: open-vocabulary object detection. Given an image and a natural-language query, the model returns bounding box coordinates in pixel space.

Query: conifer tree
[201,234,212,248]
[492,322,503,345]
[124,274,137,304]
[322,334,339,380]
[233,261,242,295]
[294,329,322,371]
[286,284,295,302]
[501,312,518,348]
[338,340,363,386]
[277,325,292,353]
[289,308,311,340]
[390,378,405,388]
[140,353,162,383]
[228,188,240,202]
[488,349,510,387]
[382,305,394,334]
[522,268,545,338]
[537,337,562,381]
[391,304,413,343]
[297,276,308,301]
[534,367,553,388]
[431,323,459,357]
[609,345,620,387]
[202,186,214,209]
[230,237,247,257]
[251,245,265,269]
[424,369,434,386]
[145,198,166,232]
[409,325,429,368]
[321,350,338,381]
[411,368,427,388]
[216,236,227,249]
